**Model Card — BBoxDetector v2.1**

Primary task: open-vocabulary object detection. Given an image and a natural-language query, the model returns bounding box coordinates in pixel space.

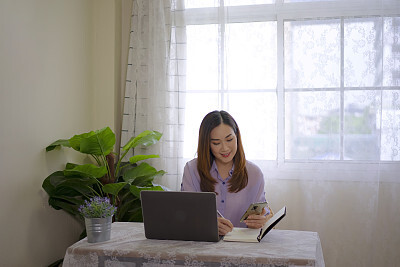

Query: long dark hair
[197,110,248,193]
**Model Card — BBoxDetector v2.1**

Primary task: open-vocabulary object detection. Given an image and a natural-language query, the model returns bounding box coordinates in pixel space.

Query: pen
[217,210,225,219]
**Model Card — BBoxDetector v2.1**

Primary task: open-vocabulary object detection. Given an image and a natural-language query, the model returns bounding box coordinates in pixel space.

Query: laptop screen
[140,191,220,242]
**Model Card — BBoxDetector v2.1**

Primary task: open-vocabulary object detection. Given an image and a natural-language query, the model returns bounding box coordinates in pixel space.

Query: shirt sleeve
[180,159,201,192]
[256,171,266,203]
[247,161,268,212]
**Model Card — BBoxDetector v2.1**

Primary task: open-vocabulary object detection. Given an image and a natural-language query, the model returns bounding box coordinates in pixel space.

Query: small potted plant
[79,196,117,243]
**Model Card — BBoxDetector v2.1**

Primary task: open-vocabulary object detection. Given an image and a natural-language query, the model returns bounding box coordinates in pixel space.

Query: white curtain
[121,0,186,190]
[122,0,400,266]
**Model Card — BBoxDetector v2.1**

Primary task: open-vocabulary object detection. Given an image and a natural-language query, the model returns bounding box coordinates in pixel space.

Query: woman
[181,110,273,235]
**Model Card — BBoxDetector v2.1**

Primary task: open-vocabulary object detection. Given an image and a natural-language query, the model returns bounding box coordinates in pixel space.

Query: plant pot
[84,216,112,243]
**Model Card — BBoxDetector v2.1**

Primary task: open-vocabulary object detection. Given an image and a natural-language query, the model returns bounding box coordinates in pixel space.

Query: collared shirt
[181,158,266,228]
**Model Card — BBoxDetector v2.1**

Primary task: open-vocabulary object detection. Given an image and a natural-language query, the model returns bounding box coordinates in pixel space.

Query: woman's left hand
[244,208,274,229]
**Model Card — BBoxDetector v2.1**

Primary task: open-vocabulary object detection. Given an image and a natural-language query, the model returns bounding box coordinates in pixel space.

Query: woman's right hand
[217,217,234,235]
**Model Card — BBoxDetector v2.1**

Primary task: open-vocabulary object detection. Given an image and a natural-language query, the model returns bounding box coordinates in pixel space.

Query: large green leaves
[129,185,164,198]
[68,131,96,152]
[46,139,71,151]
[43,171,98,197]
[43,128,166,225]
[46,127,115,156]
[79,127,115,156]
[123,162,166,186]
[122,130,162,151]
[115,185,164,222]
[102,182,127,196]
[129,154,159,164]
[42,171,67,196]
[63,164,107,178]
[42,171,99,217]
[116,195,142,222]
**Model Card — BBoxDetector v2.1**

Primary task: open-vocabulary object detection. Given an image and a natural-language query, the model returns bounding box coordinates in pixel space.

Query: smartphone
[239,201,269,222]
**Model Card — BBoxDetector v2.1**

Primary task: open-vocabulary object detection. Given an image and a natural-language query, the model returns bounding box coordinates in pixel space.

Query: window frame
[180,1,400,178]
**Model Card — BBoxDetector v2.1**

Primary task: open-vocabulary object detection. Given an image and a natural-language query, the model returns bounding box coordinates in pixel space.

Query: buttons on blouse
[220,178,226,206]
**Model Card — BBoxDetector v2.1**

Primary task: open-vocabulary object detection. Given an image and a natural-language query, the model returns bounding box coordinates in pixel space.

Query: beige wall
[92,0,119,132]
[0,0,120,265]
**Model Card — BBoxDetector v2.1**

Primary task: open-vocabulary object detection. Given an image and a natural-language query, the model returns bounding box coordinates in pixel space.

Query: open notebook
[223,206,287,243]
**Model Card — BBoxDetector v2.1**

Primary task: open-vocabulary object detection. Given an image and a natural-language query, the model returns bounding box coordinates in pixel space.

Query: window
[181,0,400,164]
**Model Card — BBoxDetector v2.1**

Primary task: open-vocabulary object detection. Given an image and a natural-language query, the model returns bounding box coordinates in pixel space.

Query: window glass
[183,93,220,158]
[227,92,277,160]
[226,22,277,90]
[383,17,400,87]
[185,0,274,8]
[344,17,382,87]
[186,25,218,91]
[343,90,381,160]
[183,1,400,162]
[285,20,340,89]
[225,0,274,6]
[285,0,336,2]
[381,90,400,161]
[184,0,217,8]
[285,91,340,160]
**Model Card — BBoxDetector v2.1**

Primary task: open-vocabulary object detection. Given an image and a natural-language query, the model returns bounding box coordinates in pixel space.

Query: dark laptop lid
[140,191,220,242]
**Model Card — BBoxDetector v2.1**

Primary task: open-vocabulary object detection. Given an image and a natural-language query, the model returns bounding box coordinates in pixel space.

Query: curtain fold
[121,0,185,190]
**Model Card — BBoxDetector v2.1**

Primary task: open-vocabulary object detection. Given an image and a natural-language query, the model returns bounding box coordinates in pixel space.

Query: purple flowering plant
[79,196,117,218]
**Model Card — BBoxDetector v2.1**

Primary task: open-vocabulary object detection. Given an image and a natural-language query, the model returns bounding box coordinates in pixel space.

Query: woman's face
[209,123,237,166]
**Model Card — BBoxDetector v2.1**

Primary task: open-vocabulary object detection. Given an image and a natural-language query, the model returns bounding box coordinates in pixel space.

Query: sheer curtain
[122,0,400,266]
[121,0,186,190]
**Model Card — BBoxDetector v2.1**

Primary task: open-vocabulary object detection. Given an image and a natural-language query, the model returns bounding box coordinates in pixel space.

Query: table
[63,222,325,267]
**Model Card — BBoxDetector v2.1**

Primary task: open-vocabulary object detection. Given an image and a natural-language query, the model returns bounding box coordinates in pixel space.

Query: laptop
[140,190,220,242]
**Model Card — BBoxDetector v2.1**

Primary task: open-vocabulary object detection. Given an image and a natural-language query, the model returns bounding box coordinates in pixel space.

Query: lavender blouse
[181,158,267,228]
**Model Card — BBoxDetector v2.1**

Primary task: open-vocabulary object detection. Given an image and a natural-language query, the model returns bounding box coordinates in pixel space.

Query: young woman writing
[181,110,273,235]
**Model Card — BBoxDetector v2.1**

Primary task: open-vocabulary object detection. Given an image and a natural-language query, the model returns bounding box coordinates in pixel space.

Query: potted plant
[79,196,117,243]
[42,127,166,234]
